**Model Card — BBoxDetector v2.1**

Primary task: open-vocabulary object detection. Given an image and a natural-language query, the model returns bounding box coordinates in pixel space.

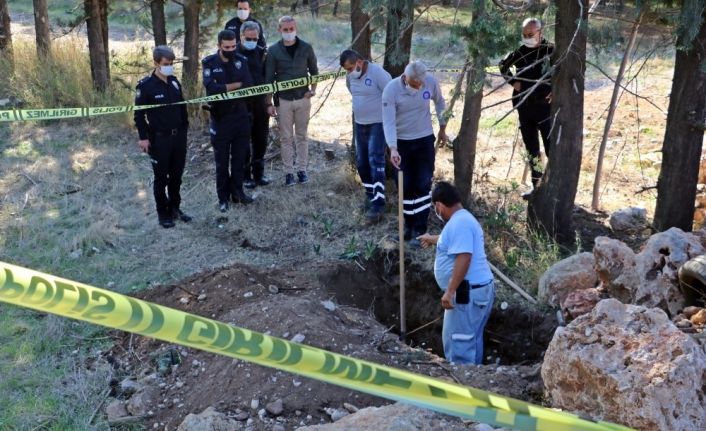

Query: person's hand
[546,92,552,104]
[138,139,150,153]
[390,148,401,169]
[304,90,316,98]
[512,82,521,92]
[436,130,448,147]
[417,233,435,249]
[441,290,454,310]
[266,105,277,117]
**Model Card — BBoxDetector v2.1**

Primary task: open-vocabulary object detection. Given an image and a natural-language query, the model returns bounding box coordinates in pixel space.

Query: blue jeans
[397,134,435,234]
[442,281,495,364]
[355,122,387,209]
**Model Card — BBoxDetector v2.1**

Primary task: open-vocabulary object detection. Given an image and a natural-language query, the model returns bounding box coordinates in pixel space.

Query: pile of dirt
[106,261,546,430]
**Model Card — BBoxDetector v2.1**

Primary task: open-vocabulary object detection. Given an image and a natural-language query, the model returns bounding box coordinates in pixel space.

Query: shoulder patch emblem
[422,91,431,100]
[204,68,211,78]
[172,81,180,91]
[235,61,242,69]
[135,89,141,98]
[364,78,373,87]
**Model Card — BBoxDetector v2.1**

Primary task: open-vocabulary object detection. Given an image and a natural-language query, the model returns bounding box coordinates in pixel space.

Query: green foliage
[675,0,706,50]
[340,236,360,259]
[453,4,519,62]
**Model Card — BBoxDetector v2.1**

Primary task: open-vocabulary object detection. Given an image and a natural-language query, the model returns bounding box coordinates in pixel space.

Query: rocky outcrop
[176,407,240,431]
[593,228,705,315]
[295,402,471,431]
[542,299,706,431]
[538,252,598,307]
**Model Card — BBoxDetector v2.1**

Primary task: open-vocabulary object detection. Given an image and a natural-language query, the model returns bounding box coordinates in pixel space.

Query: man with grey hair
[265,16,318,186]
[238,20,271,187]
[134,45,191,228]
[382,61,447,246]
[499,17,554,199]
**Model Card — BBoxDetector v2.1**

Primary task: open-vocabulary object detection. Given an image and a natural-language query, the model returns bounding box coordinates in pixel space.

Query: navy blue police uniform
[201,51,254,205]
[237,43,270,185]
[134,72,189,225]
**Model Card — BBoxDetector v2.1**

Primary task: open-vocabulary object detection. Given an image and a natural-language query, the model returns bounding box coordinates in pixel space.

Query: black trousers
[245,96,270,181]
[398,134,436,235]
[149,129,187,216]
[517,101,551,186]
[210,113,251,203]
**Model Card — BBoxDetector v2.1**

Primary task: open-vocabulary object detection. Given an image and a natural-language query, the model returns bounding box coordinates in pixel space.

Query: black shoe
[172,208,192,223]
[158,214,175,229]
[285,174,296,187]
[297,171,309,184]
[219,201,229,213]
[366,206,384,224]
[255,177,271,186]
[244,179,257,189]
[521,190,533,201]
[232,191,254,204]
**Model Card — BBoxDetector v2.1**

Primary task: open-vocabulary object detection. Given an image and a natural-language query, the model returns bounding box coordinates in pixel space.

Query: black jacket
[237,44,266,86]
[224,16,266,50]
[134,72,188,140]
[499,40,554,106]
[201,52,254,119]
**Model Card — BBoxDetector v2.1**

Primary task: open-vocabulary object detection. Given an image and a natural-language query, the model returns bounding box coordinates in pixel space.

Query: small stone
[106,400,128,422]
[258,408,267,418]
[246,418,254,426]
[175,381,184,389]
[295,410,302,416]
[192,360,200,368]
[244,292,254,298]
[343,402,359,413]
[268,285,279,294]
[324,407,348,422]
[321,300,336,311]
[676,319,693,329]
[119,378,140,396]
[690,309,706,325]
[179,297,189,304]
[235,411,249,421]
[69,249,82,259]
[251,399,259,410]
[683,306,702,319]
[292,379,302,387]
[197,293,207,301]
[248,277,256,283]
[290,333,306,343]
[272,425,286,431]
[266,398,284,416]
[500,301,509,310]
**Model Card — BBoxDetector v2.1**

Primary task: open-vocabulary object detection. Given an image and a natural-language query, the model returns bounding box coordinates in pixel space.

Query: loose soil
[108,261,546,430]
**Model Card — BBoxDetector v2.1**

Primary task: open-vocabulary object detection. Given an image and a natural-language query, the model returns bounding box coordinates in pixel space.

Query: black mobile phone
[456,280,470,305]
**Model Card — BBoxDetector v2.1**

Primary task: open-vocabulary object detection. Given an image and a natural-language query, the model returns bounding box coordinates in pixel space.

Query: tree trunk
[0,0,12,69]
[150,0,167,46]
[350,0,371,59]
[453,0,486,208]
[333,0,339,16]
[182,0,201,98]
[591,9,644,210]
[527,0,588,243]
[99,0,110,80]
[85,0,109,91]
[654,2,706,232]
[383,0,414,78]
[32,0,51,57]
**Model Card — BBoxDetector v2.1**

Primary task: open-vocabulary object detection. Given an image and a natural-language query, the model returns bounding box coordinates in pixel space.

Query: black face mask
[221,49,236,60]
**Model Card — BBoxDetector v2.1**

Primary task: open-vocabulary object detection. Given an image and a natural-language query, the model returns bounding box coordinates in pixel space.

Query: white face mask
[282,31,296,42]
[160,65,174,76]
[522,37,539,48]
[434,205,443,222]
[237,9,249,20]
[349,66,362,79]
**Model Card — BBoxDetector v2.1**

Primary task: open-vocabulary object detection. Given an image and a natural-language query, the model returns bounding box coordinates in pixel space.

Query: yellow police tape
[0,261,632,431]
[0,71,346,123]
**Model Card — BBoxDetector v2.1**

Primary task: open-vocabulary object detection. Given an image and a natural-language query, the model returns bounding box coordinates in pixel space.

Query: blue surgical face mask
[160,65,174,76]
[243,40,257,50]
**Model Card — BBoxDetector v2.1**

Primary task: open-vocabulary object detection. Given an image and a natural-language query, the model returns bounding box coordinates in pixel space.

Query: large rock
[593,228,705,315]
[295,402,471,431]
[560,288,601,320]
[176,407,240,431]
[538,252,598,307]
[608,207,647,232]
[542,299,706,431]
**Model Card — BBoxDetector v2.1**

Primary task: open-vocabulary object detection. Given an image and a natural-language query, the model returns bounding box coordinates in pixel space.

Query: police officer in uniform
[224,0,266,49]
[202,29,255,212]
[134,45,191,228]
[238,21,271,188]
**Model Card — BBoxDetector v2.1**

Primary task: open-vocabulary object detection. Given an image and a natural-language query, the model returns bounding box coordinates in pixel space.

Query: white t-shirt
[434,209,493,291]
